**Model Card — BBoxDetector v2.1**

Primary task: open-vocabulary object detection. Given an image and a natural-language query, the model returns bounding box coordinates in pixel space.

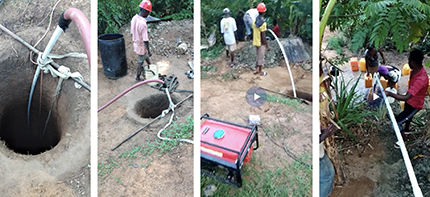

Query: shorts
[138,53,149,63]
[256,45,266,65]
[225,43,237,52]
[320,153,335,197]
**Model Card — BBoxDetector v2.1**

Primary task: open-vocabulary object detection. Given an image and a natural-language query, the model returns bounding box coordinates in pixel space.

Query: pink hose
[98,79,164,112]
[63,8,91,68]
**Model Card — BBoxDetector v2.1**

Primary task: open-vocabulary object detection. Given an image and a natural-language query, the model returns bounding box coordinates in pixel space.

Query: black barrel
[98,33,127,79]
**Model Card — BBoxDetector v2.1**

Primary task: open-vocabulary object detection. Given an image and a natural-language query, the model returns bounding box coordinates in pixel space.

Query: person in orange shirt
[131,0,153,81]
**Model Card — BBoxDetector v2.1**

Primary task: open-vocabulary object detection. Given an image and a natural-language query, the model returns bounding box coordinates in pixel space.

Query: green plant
[98,156,121,178]
[201,154,312,196]
[266,94,312,113]
[321,0,430,53]
[114,176,123,184]
[330,74,376,141]
[327,35,346,55]
[98,0,193,34]
[201,44,225,59]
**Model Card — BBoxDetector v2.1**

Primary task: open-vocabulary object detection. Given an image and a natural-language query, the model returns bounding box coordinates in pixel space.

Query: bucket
[98,33,127,79]
[144,64,159,86]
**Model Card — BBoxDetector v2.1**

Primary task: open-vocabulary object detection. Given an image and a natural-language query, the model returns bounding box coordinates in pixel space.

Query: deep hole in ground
[0,92,61,155]
[134,93,178,118]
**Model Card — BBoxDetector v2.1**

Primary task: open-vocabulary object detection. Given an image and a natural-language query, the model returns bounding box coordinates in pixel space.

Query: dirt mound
[235,37,311,71]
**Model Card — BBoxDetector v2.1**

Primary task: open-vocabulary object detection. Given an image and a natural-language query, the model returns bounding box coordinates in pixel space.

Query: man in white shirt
[243,8,258,41]
[220,8,237,67]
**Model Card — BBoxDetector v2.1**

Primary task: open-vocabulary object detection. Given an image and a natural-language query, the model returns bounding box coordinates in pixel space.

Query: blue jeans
[243,13,253,36]
[320,153,334,197]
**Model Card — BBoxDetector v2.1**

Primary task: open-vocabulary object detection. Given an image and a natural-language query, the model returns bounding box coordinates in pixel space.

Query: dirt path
[322,28,430,197]
[200,41,313,194]
[97,20,194,196]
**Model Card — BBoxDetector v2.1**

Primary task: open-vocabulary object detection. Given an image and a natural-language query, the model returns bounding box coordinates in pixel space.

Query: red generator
[200,114,259,187]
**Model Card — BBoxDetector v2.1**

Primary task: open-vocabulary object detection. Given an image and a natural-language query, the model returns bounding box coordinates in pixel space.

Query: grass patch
[98,115,193,179]
[267,94,311,112]
[98,156,121,178]
[201,154,312,197]
[201,44,224,59]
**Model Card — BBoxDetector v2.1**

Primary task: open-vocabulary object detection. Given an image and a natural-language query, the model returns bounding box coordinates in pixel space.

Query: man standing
[220,8,237,67]
[243,8,258,41]
[386,49,429,148]
[253,3,270,76]
[131,0,153,81]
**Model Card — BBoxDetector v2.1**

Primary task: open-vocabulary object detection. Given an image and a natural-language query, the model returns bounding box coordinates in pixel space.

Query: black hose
[260,125,311,167]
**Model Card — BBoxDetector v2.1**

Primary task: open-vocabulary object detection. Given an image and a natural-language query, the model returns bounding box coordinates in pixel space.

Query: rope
[42,77,64,136]
[156,88,194,144]
[373,73,423,197]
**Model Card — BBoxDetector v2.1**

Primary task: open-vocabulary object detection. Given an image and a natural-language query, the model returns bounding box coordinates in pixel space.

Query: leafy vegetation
[98,115,193,179]
[201,154,312,197]
[98,0,193,34]
[327,35,346,55]
[330,74,376,141]
[321,0,430,53]
[201,0,312,58]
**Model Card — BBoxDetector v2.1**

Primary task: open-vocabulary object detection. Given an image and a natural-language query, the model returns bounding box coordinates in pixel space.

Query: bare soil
[200,41,313,188]
[97,19,194,196]
[322,28,430,197]
[0,0,91,196]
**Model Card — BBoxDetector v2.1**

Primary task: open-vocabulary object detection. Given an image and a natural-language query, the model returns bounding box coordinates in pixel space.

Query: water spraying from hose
[267,29,297,98]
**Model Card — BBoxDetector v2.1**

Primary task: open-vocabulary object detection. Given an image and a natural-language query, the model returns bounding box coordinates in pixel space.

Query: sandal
[259,71,267,76]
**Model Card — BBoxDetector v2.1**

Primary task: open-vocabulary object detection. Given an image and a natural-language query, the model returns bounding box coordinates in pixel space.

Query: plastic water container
[365,73,373,88]
[381,78,388,89]
[350,57,359,72]
[385,87,397,104]
[402,63,411,76]
[144,64,159,86]
[359,58,366,72]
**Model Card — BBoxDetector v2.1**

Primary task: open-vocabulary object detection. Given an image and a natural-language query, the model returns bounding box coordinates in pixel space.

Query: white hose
[267,29,297,98]
[373,73,423,197]
[156,88,194,144]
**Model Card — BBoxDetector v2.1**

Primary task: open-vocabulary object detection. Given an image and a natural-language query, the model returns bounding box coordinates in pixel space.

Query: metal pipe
[98,79,165,112]
[374,73,423,197]
[62,8,91,68]
[0,24,91,92]
[267,29,297,98]
[111,94,193,151]
[0,24,41,53]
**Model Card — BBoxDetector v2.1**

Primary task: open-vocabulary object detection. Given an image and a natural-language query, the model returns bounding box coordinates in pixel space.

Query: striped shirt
[407,67,428,109]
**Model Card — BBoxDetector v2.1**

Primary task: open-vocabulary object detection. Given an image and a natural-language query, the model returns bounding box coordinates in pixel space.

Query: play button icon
[246,86,267,107]
[254,93,260,101]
